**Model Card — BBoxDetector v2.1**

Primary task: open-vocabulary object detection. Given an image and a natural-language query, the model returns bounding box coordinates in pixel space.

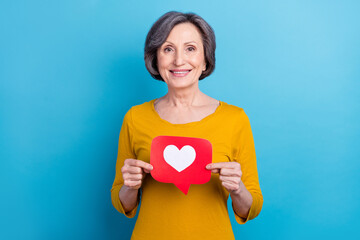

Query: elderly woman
[111,11,263,240]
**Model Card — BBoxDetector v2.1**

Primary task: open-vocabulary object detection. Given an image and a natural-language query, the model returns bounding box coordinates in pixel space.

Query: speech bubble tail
[174,183,190,195]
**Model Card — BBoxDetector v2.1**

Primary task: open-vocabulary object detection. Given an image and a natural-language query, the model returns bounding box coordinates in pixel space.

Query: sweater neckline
[150,98,223,127]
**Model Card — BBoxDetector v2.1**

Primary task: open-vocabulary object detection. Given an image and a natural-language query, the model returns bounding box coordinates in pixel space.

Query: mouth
[169,69,192,77]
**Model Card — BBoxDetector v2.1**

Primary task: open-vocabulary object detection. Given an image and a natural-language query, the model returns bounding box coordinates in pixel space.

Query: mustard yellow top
[111,99,263,240]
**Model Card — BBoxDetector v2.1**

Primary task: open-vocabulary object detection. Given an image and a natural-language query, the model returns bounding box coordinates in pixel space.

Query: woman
[111,11,263,240]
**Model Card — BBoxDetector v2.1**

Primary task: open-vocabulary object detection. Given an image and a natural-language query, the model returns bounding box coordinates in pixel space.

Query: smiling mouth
[170,70,191,73]
[169,69,192,77]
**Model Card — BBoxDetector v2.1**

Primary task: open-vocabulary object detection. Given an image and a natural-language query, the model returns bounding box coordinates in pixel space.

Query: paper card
[150,135,212,195]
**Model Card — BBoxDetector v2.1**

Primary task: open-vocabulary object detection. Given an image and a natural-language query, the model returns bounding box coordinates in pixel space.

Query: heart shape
[163,145,196,172]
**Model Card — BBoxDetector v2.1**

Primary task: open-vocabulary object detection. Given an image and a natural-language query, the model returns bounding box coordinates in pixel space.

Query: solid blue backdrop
[1,0,359,239]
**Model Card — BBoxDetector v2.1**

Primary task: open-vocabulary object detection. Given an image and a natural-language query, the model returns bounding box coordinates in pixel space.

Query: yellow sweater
[111,99,263,240]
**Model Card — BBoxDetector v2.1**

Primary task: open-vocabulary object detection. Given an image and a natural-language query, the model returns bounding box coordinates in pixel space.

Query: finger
[219,175,241,185]
[217,167,241,177]
[143,168,152,174]
[124,158,138,166]
[124,179,142,188]
[222,181,240,192]
[124,173,143,181]
[206,162,241,170]
[122,165,143,174]
[131,160,153,172]
[210,169,220,174]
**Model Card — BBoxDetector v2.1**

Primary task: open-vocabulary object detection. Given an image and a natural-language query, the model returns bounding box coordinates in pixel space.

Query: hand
[121,159,153,190]
[206,162,243,194]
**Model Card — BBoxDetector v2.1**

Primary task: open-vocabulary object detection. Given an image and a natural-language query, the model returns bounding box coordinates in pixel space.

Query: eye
[164,47,173,53]
[187,46,196,52]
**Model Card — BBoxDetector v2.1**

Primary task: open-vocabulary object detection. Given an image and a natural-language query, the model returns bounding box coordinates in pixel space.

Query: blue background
[1,0,359,239]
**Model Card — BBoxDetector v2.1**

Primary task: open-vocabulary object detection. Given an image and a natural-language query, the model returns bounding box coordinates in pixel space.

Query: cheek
[192,55,206,69]
[157,54,171,69]
[193,51,206,65]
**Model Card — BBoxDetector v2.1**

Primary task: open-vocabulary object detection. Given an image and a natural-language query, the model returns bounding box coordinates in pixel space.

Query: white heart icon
[163,145,196,172]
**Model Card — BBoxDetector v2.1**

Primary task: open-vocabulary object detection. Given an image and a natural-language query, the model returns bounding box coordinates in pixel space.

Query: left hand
[206,162,243,194]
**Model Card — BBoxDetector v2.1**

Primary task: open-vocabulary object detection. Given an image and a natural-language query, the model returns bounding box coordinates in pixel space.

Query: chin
[168,79,197,88]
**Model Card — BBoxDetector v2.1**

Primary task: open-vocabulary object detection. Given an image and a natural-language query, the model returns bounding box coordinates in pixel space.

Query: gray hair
[144,11,216,81]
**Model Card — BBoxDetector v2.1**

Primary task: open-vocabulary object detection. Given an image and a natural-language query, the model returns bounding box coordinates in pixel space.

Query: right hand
[121,159,153,190]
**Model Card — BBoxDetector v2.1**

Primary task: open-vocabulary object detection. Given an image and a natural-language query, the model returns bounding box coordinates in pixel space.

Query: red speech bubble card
[150,135,212,195]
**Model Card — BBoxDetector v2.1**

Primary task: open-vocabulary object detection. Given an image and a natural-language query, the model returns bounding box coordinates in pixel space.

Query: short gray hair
[144,11,216,81]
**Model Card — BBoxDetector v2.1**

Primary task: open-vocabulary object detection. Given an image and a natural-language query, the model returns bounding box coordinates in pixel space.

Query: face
[157,23,206,89]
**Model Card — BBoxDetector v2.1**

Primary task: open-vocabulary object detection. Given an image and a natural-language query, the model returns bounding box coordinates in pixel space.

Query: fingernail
[206,164,210,169]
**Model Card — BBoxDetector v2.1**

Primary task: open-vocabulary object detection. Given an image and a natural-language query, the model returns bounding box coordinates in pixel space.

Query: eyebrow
[163,41,198,45]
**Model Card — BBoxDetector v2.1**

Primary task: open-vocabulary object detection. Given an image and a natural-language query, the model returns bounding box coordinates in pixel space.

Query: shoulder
[218,101,253,129]
[124,99,155,118]
[219,102,253,135]
[220,101,248,119]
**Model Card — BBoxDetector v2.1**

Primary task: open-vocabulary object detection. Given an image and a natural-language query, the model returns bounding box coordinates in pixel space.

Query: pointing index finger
[130,159,153,171]
[206,162,232,170]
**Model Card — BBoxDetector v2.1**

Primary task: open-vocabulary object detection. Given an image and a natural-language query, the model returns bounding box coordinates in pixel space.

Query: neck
[163,83,205,107]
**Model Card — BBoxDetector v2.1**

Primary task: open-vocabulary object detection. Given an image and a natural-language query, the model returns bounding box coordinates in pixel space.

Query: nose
[174,51,185,66]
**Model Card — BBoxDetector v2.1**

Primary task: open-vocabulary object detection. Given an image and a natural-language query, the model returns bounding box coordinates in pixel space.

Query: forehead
[165,23,203,44]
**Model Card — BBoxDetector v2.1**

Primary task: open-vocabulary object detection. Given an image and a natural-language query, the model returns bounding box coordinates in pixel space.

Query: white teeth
[173,71,189,74]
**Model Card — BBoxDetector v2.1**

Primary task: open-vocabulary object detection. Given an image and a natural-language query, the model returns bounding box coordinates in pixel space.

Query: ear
[202,62,207,71]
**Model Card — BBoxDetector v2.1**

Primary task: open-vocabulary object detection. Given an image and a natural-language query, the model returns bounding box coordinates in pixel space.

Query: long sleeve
[110,108,139,218]
[232,110,263,224]
[110,99,263,239]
